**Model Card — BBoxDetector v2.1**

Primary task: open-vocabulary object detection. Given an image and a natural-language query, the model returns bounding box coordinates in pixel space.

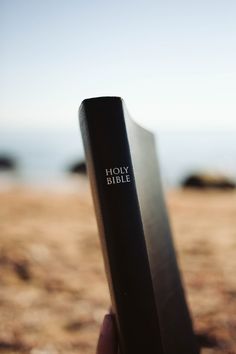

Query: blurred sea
[0,130,236,187]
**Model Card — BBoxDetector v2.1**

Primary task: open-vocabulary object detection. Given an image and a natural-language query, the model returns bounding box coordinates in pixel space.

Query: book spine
[79,98,163,354]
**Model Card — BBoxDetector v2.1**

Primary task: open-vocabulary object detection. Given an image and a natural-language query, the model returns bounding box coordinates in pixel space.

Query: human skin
[96,314,118,354]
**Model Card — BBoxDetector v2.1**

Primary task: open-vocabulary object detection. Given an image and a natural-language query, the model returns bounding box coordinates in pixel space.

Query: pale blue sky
[1,0,236,133]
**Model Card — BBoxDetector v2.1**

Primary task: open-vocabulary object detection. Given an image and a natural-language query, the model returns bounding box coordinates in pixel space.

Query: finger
[96,314,118,354]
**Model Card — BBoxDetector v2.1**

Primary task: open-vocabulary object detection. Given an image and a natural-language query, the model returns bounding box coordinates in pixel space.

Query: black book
[79,97,199,354]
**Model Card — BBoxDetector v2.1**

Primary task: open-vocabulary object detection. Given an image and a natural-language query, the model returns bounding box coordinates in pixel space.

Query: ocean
[0,129,236,187]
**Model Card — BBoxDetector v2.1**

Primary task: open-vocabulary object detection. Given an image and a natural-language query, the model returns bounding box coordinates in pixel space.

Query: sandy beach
[0,177,236,354]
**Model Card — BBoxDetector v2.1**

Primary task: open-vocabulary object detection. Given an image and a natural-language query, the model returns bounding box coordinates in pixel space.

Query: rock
[13,260,31,281]
[182,172,236,190]
[64,320,83,331]
[0,154,17,171]
[0,340,28,351]
[68,161,86,174]
[195,332,219,348]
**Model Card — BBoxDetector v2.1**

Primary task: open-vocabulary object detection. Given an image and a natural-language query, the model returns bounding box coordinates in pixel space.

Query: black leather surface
[79,97,199,354]
[125,103,199,354]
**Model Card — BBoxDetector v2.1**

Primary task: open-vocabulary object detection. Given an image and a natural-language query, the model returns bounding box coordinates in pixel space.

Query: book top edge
[81,96,123,107]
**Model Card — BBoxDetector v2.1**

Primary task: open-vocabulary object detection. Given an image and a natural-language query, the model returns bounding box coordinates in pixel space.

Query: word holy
[105,166,131,185]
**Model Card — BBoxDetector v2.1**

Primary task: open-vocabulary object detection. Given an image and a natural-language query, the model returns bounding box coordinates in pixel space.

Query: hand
[96,313,118,354]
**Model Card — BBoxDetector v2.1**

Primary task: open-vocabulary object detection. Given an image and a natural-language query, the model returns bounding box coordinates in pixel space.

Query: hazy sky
[1,0,236,133]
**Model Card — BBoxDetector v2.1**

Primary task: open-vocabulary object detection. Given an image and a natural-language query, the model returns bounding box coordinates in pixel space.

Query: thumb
[96,314,118,354]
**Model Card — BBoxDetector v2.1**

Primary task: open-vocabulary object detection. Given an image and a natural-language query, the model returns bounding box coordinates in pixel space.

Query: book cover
[79,96,199,354]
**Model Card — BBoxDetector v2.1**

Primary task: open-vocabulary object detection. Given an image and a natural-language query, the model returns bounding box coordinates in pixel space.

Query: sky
[1,0,236,134]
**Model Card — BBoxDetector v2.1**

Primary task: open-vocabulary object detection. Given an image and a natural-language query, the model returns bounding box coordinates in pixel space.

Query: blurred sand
[0,178,236,354]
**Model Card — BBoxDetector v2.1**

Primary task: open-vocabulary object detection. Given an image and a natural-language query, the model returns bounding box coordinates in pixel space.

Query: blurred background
[0,1,236,353]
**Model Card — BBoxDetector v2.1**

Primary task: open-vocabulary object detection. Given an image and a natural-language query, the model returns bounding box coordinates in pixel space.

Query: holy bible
[79,97,199,354]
